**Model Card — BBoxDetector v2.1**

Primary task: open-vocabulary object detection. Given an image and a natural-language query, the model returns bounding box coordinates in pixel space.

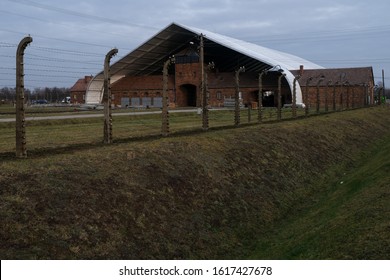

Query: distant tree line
[0,87,71,104]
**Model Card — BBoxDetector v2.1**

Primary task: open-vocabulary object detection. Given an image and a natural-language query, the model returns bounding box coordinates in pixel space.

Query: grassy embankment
[0,106,389,259]
[250,131,390,259]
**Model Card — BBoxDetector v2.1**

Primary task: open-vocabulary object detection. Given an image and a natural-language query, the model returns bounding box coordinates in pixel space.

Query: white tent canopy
[85,22,323,104]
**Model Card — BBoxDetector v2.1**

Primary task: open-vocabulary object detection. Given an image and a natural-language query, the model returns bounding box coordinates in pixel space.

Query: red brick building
[85,23,375,109]
[70,75,93,104]
[292,67,375,109]
[110,64,374,109]
[110,62,291,108]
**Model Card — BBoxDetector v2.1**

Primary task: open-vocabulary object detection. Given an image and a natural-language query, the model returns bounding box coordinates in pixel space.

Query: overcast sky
[1,0,389,89]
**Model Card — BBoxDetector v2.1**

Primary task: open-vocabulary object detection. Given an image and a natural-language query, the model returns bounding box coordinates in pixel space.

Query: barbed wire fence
[0,36,385,158]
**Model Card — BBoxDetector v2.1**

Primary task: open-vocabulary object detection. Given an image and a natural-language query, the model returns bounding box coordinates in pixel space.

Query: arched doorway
[179,84,197,107]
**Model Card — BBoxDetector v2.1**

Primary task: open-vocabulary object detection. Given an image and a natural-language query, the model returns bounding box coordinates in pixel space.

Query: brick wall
[301,85,371,109]
[175,62,201,106]
[111,75,175,107]
[71,91,85,104]
[108,63,372,109]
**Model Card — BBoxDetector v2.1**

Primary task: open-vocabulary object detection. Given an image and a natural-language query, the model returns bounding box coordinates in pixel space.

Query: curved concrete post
[15,36,33,158]
[103,48,118,144]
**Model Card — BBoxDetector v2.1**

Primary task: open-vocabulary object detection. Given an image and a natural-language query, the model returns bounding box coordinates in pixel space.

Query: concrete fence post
[162,56,175,136]
[277,72,286,121]
[234,66,245,126]
[103,48,118,144]
[15,36,32,158]
[202,62,214,131]
[258,71,266,122]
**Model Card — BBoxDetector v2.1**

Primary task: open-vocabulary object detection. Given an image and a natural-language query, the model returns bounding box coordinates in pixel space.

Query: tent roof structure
[86,22,323,104]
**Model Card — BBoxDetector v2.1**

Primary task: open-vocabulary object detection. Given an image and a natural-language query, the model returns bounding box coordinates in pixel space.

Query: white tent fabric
[85,22,323,105]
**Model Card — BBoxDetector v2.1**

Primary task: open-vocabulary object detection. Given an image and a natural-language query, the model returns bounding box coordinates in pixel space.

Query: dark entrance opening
[180,84,197,107]
[263,91,275,107]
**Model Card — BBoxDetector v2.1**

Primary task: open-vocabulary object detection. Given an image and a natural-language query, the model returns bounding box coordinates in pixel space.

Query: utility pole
[234,66,245,126]
[162,56,175,136]
[103,48,118,144]
[15,36,32,158]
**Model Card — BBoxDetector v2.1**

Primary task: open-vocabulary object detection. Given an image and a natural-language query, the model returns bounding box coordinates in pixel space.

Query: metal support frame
[15,36,33,158]
[103,48,118,144]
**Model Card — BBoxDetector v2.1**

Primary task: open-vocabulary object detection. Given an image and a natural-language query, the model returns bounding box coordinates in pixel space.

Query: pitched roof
[291,67,374,86]
[71,76,93,92]
[86,22,323,104]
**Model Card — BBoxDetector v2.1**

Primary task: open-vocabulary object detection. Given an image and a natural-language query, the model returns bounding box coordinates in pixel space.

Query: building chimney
[299,65,304,76]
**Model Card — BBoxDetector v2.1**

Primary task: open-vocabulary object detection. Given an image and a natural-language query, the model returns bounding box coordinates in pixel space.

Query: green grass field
[0,107,294,154]
[250,136,390,259]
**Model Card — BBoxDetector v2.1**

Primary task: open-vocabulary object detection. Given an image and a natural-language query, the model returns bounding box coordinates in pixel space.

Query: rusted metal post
[15,36,32,158]
[103,48,118,144]
[234,66,245,126]
[162,56,175,136]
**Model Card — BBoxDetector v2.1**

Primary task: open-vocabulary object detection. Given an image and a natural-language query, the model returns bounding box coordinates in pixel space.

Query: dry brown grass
[0,106,389,259]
